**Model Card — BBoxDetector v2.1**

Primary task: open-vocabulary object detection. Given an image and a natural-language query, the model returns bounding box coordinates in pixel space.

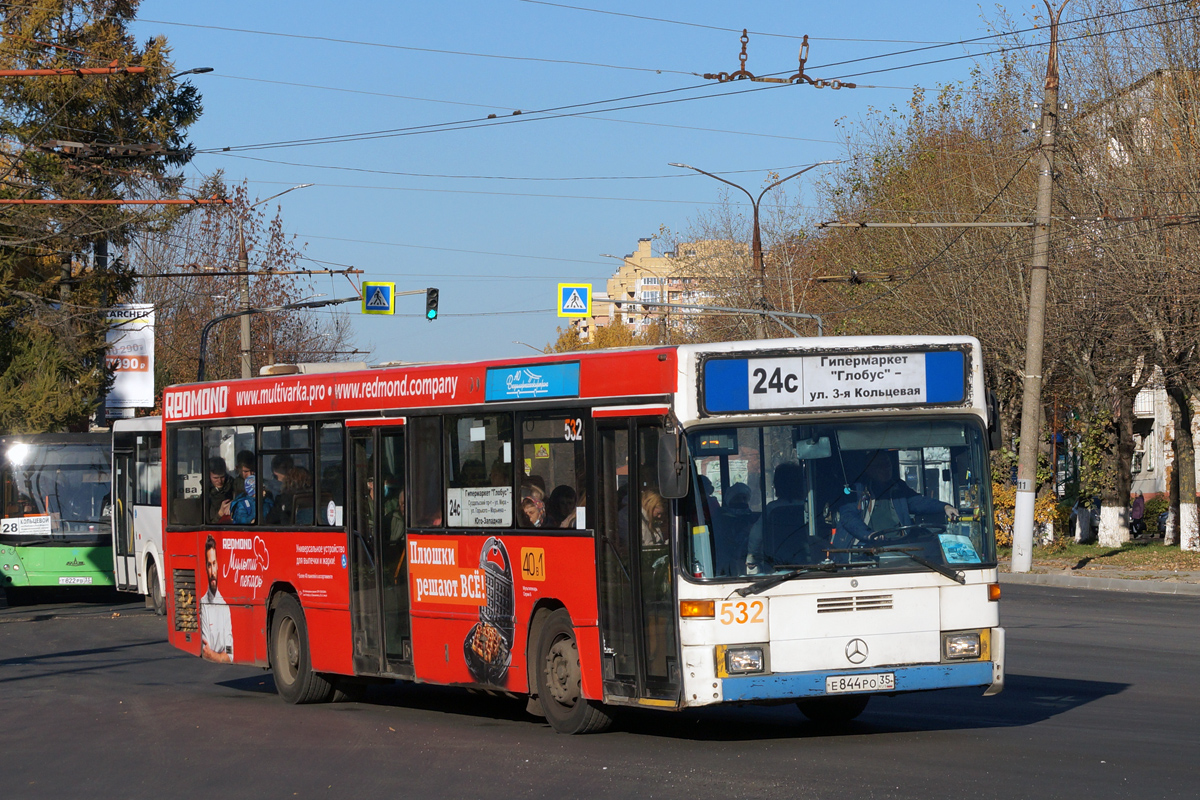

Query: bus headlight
[943,631,982,660]
[725,646,765,674]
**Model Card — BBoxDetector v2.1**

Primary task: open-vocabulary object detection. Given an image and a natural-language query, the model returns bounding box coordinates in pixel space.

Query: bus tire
[534,609,612,734]
[147,560,166,616]
[270,593,334,704]
[796,694,870,725]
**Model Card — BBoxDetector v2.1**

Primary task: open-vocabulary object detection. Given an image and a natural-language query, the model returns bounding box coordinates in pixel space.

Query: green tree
[0,1,202,432]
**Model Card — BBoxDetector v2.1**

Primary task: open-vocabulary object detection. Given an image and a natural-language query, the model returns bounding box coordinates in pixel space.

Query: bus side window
[168,427,203,526]
[446,413,513,528]
[317,423,345,527]
[409,417,443,528]
[517,412,586,530]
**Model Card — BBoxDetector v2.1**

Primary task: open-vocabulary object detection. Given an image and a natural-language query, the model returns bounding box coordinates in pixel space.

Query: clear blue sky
[132,0,1014,363]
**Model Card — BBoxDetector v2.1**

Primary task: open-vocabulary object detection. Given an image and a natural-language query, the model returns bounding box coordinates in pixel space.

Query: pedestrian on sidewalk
[1131,491,1145,537]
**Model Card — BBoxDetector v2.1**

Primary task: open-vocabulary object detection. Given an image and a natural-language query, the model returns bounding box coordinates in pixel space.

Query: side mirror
[986,391,1002,451]
[658,432,690,500]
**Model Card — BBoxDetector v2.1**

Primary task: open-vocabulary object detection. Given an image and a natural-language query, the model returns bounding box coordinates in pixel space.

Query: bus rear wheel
[534,609,612,734]
[796,694,870,725]
[270,593,334,704]
[147,560,166,616]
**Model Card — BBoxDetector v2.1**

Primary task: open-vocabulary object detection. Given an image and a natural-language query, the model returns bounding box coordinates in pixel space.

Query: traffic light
[425,288,439,321]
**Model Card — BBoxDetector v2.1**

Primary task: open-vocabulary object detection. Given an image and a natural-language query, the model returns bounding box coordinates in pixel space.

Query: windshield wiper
[829,546,966,585]
[733,561,840,597]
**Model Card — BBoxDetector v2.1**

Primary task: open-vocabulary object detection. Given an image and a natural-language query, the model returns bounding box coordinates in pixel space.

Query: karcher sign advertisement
[106,304,155,409]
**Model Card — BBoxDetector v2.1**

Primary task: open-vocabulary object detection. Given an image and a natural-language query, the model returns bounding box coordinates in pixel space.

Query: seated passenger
[207,457,235,523]
[747,463,807,572]
[518,483,546,528]
[544,485,577,529]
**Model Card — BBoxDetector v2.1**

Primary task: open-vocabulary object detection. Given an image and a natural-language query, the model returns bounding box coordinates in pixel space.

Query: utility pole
[238,228,252,379]
[1013,0,1069,574]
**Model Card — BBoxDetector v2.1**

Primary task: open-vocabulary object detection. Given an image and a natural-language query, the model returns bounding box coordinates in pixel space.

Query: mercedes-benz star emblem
[845,638,869,664]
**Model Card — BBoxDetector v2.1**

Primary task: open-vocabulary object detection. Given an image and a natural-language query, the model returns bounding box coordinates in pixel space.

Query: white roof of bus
[111,416,162,433]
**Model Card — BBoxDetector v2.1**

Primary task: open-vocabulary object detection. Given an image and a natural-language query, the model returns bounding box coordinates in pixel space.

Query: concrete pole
[238,226,252,379]
[1013,1,1068,573]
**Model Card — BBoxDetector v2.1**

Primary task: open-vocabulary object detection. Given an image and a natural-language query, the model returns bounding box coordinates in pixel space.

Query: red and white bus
[162,336,1004,733]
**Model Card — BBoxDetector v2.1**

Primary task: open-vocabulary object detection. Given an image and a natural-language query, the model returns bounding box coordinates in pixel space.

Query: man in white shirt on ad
[200,534,234,663]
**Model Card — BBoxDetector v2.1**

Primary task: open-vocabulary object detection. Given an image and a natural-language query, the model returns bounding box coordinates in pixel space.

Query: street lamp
[170,67,213,79]
[197,296,359,382]
[235,183,315,378]
[669,161,834,338]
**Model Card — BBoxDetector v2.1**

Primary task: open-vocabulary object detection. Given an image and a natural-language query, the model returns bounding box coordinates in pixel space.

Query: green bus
[1,433,113,604]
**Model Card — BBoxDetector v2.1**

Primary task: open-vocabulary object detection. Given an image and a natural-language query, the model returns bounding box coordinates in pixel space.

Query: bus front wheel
[270,593,334,704]
[796,694,870,725]
[534,609,612,734]
[147,560,166,616]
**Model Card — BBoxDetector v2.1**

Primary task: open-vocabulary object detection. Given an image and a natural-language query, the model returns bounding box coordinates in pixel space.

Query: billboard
[106,304,155,409]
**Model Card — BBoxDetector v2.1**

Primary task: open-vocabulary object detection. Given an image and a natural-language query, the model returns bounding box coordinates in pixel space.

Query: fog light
[943,631,982,660]
[726,647,765,674]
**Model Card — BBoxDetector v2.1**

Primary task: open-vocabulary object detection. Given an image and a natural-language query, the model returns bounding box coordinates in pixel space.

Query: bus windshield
[2,442,112,544]
[683,418,995,580]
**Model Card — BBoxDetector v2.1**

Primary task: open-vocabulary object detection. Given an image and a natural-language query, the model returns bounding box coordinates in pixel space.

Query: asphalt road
[1,584,1196,800]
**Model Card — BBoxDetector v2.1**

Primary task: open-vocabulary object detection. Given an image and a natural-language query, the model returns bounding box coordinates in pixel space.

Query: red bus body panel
[164,348,678,700]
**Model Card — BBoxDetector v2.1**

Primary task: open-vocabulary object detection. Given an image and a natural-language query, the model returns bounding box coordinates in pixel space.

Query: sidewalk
[999,562,1200,596]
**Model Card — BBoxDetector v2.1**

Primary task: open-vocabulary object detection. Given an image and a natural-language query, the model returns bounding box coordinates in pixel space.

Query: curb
[1000,571,1200,596]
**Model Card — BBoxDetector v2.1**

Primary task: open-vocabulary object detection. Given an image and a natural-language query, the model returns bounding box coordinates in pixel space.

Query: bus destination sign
[703,350,966,413]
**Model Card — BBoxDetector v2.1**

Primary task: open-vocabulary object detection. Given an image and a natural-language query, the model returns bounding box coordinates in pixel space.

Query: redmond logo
[165,385,229,420]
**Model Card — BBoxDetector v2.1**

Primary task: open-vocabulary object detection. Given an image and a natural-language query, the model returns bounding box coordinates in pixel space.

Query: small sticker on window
[938,533,981,564]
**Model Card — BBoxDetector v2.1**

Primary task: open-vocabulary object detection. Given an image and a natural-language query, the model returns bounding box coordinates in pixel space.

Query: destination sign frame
[701,348,968,415]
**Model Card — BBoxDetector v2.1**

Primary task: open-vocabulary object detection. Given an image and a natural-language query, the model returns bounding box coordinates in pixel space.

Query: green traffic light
[425,288,439,321]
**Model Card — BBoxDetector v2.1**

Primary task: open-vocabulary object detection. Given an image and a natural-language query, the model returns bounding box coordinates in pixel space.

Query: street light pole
[669,161,834,338]
[236,183,314,378]
[198,296,360,382]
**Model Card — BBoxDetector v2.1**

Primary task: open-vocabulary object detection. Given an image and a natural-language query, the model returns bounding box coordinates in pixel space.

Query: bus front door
[112,448,137,592]
[348,426,411,676]
[596,417,680,704]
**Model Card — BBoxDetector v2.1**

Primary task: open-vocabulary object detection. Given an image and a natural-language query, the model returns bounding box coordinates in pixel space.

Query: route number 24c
[752,367,798,395]
[718,599,765,625]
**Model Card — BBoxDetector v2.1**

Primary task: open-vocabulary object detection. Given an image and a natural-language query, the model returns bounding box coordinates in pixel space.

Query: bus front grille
[817,594,893,613]
[173,568,198,632]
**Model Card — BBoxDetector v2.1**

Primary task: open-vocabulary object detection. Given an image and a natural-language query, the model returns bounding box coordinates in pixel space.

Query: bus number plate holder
[826,672,894,694]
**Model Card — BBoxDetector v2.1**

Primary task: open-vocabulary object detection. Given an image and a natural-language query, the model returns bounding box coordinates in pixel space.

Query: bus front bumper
[720,660,998,703]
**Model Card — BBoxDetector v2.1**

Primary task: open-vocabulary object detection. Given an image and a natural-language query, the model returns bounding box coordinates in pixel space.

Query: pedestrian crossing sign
[557,283,592,318]
[362,282,395,315]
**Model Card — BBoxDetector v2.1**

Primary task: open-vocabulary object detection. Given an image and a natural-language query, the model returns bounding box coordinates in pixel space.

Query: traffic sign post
[557,283,592,318]
[362,282,395,315]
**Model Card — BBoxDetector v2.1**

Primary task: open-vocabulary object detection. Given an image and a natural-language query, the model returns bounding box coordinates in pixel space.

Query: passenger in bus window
[834,450,958,550]
[226,450,270,524]
[746,463,807,573]
[545,485,577,529]
[460,459,487,487]
[518,483,546,528]
[208,457,235,523]
[640,488,667,545]
[489,457,509,487]
[269,465,313,525]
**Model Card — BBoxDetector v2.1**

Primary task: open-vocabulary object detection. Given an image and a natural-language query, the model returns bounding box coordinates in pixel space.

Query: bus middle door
[595,415,680,705]
[348,423,411,677]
